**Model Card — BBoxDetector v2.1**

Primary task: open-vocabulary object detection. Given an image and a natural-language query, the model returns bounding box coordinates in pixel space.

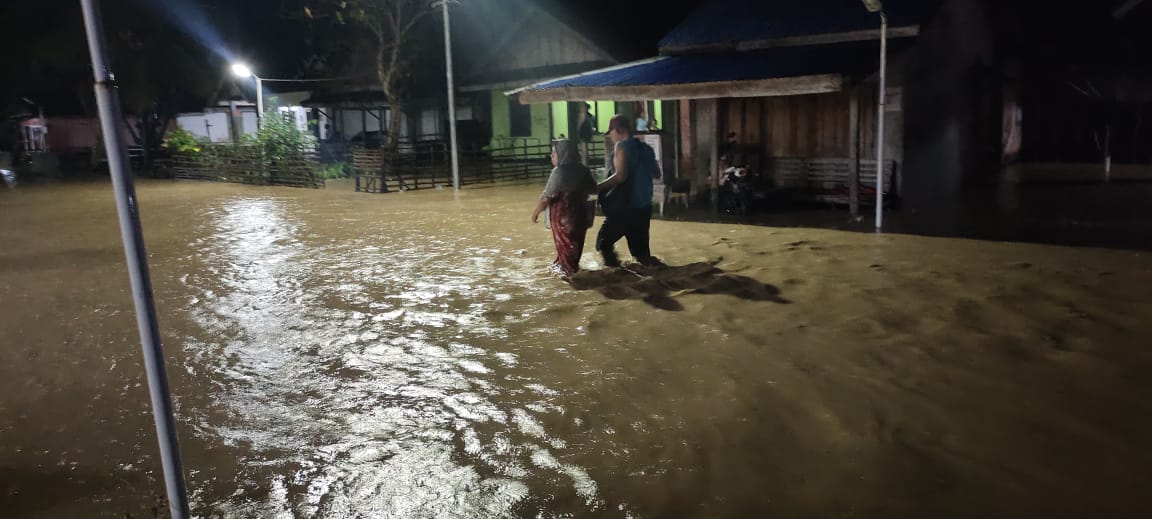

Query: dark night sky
[3,0,1150,114]
[186,0,705,78]
[0,0,702,114]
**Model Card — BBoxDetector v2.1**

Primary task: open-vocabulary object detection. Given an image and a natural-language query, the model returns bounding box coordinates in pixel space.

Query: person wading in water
[531,139,598,276]
[595,114,663,268]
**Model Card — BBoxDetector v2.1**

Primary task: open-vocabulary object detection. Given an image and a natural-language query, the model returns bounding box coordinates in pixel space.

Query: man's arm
[598,144,628,191]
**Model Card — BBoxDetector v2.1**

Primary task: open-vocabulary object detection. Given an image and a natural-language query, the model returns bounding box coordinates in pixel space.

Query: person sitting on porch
[532,139,598,277]
[636,111,649,132]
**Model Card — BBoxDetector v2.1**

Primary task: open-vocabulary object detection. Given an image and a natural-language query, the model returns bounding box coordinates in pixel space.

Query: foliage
[317,162,350,179]
[166,113,320,181]
[253,111,316,163]
[161,128,205,154]
[306,0,435,153]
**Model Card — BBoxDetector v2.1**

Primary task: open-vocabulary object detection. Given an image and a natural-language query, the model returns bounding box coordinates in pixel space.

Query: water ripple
[181,196,602,517]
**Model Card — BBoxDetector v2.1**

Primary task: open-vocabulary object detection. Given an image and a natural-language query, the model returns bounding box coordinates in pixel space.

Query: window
[509,99,532,137]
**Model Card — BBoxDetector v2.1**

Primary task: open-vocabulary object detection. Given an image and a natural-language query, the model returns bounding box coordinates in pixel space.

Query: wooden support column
[680,99,694,185]
[567,101,585,165]
[849,87,861,218]
[662,100,680,181]
[696,98,720,212]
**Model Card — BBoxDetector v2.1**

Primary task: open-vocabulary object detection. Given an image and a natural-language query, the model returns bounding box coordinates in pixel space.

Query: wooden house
[509,0,938,213]
[452,0,663,157]
[511,0,1152,216]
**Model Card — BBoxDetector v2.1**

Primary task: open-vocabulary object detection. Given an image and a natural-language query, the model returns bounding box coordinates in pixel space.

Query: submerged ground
[1,178,1150,518]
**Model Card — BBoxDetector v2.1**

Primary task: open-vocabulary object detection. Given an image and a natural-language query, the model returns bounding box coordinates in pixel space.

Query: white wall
[176,112,233,143]
[277,106,309,133]
[336,109,382,139]
[327,108,431,141]
[242,112,258,136]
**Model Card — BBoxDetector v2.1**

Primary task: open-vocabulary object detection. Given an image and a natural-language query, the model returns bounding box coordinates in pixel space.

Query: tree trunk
[375,34,403,156]
[387,101,404,151]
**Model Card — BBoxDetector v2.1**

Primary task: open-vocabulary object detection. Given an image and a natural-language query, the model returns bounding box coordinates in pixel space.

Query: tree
[106,6,219,171]
[0,0,219,170]
[307,0,435,154]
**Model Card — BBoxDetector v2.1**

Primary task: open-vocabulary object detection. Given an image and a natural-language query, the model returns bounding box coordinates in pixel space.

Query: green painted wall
[594,101,614,132]
[530,103,550,144]
[488,90,549,157]
[490,94,676,157]
[551,102,569,139]
[491,96,668,149]
[490,91,511,145]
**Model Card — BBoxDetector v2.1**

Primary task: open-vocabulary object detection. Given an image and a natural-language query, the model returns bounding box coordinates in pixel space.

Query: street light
[231,62,263,119]
[861,0,887,230]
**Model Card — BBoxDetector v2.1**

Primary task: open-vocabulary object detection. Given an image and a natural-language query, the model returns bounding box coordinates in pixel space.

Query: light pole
[231,63,263,120]
[435,0,461,190]
[862,0,887,230]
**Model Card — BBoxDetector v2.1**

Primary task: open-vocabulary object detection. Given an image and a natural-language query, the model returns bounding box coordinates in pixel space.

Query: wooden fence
[171,145,324,188]
[352,140,607,192]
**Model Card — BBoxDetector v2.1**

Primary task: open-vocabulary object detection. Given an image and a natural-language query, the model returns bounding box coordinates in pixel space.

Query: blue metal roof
[524,41,900,92]
[659,0,935,52]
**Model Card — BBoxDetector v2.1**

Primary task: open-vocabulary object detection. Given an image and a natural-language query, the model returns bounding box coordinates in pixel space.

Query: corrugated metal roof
[509,41,918,102]
[520,41,897,92]
[659,0,935,53]
[461,61,617,92]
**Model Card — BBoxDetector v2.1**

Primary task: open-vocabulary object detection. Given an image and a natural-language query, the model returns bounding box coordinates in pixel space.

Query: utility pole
[437,0,461,190]
[78,0,190,517]
[861,0,887,230]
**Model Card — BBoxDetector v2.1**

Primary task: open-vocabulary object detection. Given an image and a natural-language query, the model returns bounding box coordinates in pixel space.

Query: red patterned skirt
[548,192,594,276]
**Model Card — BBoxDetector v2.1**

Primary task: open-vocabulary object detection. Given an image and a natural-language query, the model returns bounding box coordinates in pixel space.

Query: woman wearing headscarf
[531,139,598,276]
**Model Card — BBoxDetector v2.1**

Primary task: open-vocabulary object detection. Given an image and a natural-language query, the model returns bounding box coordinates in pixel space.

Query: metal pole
[78,1,191,517]
[441,0,461,190]
[874,12,888,230]
[256,76,264,123]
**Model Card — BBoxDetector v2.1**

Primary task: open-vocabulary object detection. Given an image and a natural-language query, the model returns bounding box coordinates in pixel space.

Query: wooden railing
[767,157,897,205]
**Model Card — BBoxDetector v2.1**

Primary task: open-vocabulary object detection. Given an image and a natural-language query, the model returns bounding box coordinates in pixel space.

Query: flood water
[2,178,1151,518]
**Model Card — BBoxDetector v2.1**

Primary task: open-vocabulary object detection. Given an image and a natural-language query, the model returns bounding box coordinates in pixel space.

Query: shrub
[317,162,349,179]
[254,111,315,164]
[161,127,204,154]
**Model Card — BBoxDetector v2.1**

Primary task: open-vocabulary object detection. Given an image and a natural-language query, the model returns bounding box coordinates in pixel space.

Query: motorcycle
[719,165,757,216]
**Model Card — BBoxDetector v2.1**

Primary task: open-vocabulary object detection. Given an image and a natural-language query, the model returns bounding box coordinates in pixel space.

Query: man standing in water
[596,114,662,268]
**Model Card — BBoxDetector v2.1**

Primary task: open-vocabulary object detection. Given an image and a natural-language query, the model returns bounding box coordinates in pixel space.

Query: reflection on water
[2,179,1151,518]
[183,197,601,516]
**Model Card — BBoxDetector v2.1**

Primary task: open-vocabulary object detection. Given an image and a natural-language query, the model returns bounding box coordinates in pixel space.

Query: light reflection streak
[180,196,605,517]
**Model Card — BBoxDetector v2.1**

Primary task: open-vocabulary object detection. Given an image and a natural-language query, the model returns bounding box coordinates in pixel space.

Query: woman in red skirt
[531,140,597,276]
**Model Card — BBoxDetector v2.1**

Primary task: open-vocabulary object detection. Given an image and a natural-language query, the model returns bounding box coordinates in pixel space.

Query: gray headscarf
[541,140,597,199]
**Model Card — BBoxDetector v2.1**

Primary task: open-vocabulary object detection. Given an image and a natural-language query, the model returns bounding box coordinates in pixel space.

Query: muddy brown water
[2,178,1151,518]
